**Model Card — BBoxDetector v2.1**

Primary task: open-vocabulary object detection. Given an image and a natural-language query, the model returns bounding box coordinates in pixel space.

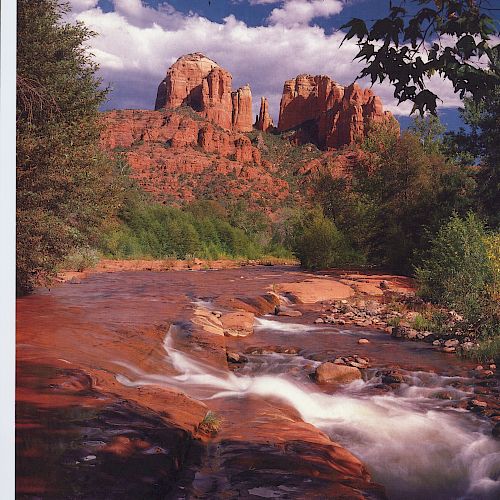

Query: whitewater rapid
[115,324,500,500]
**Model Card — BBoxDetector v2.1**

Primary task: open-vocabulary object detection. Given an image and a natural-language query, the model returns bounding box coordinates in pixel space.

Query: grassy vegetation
[198,411,222,435]
[465,337,500,364]
[410,313,435,332]
[59,247,100,272]
[387,317,401,327]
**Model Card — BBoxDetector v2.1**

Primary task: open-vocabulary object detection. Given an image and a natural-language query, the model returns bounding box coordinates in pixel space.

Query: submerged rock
[379,370,407,385]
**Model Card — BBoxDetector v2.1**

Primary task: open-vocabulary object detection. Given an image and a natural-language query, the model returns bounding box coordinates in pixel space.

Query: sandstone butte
[278,74,398,148]
[101,53,398,207]
[155,52,253,133]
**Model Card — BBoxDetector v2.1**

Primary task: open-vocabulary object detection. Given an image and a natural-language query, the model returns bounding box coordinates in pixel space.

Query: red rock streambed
[16,266,500,499]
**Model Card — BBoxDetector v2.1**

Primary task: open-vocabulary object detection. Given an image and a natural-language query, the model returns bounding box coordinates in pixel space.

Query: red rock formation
[101,109,288,207]
[201,66,233,130]
[231,84,253,132]
[155,52,219,111]
[255,97,274,132]
[155,53,253,133]
[278,74,397,149]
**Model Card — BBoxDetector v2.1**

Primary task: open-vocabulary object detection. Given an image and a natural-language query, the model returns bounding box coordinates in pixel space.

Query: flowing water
[115,314,500,500]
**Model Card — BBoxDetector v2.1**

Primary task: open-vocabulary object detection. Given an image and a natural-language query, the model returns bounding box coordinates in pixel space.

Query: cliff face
[231,85,253,133]
[155,53,253,133]
[278,74,397,148]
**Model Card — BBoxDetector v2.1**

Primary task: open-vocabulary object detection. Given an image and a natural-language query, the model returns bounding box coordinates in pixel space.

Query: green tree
[409,114,446,154]
[17,0,120,293]
[315,122,476,271]
[444,85,500,228]
[342,0,499,114]
[292,209,347,269]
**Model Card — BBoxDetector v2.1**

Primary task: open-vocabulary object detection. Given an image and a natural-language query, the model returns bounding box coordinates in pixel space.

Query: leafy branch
[341,1,500,114]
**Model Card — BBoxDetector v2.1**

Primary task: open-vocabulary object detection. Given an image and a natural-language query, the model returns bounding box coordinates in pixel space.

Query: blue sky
[68,1,467,130]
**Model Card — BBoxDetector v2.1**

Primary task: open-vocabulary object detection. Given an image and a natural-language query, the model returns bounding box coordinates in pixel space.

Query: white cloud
[268,0,344,27]
[69,0,462,121]
[68,0,99,13]
[112,0,186,29]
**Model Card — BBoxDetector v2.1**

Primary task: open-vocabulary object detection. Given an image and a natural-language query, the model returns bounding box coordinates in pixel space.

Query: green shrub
[387,316,401,327]
[411,313,435,332]
[416,213,499,337]
[198,411,222,435]
[292,209,349,269]
[465,336,500,364]
[59,247,100,272]
[100,197,293,262]
[484,233,500,300]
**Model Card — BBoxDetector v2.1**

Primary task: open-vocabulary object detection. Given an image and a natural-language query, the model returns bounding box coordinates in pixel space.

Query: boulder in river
[226,352,248,364]
[314,362,362,385]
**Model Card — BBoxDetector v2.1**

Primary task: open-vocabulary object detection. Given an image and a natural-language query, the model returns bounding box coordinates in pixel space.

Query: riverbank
[56,256,299,283]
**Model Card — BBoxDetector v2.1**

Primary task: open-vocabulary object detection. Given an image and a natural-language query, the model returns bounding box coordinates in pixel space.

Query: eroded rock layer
[101,109,289,206]
[278,74,398,148]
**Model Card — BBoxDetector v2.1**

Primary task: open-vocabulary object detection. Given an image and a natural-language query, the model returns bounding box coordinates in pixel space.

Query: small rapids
[115,324,500,500]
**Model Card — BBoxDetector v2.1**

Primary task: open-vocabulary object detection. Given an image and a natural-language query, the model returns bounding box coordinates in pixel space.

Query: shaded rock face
[278,74,398,148]
[255,96,274,132]
[155,53,252,132]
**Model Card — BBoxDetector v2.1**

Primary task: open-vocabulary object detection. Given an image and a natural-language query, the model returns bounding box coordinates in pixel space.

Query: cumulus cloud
[112,0,186,29]
[268,0,344,27]
[69,0,461,120]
